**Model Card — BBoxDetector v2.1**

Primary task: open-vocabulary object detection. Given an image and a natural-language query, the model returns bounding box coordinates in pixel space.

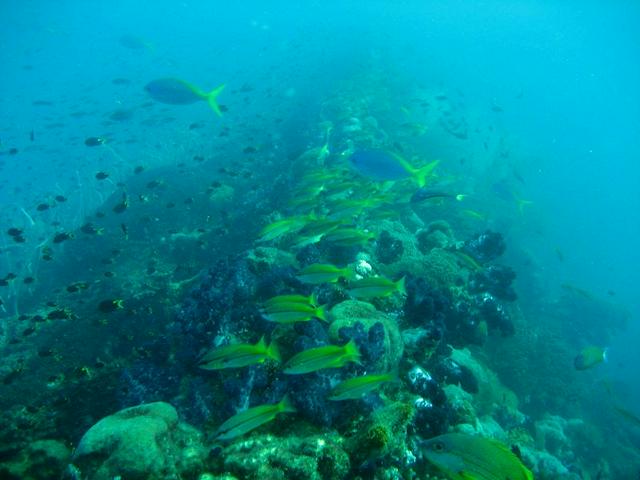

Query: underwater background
[1,1,639,479]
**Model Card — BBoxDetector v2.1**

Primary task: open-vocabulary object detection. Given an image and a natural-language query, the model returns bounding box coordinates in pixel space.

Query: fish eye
[433,441,445,452]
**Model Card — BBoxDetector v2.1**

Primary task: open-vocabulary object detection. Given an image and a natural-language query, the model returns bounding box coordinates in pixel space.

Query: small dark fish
[41,247,53,261]
[7,227,23,237]
[120,223,128,238]
[607,290,616,296]
[98,299,124,313]
[47,309,71,320]
[119,34,151,50]
[491,105,503,113]
[32,100,54,106]
[112,78,131,85]
[12,235,26,243]
[30,130,35,142]
[243,146,257,154]
[36,203,50,211]
[85,137,105,147]
[95,171,109,180]
[23,277,35,284]
[109,109,134,122]
[66,282,89,293]
[411,189,464,203]
[112,193,128,214]
[80,223,103,235]
[55,195,67,202]
[8,148,18,155]
[133,165,145,174]
[555,247,564,262]
[53,232,74,243]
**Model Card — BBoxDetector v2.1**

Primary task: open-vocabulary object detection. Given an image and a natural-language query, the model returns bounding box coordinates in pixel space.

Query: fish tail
[267,340,281,363]
[396,276,407,296]
[412,159,440,187]
[206,84,226,117]
[516,197,533,215]
[278,394,297,413]
[342,268,356,281]
[344,339,361,362]
[315,305,328,322]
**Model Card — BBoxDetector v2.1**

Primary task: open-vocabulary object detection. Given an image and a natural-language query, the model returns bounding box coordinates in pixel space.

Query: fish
[411,189,466,203]
[80,223,104,235]
[348,276,406,299]
[98,299,124,313]
[261,302,327,324]
[612,405,640,428]
[349,149,439,187]
[119,34,153,51]
[329,373,396,401]
[574,346,607,370]
[296,263,353,284]
[263,293,317,308]
[421,433,534,480]
[144,78,226,117]
[112,193,128,214]
[460,209,486,220]
[198,336,280,370]
[85,137,106,147]
[109,109,134,122]
[258,216,309,242]
[66,282,89,293]
[283,339,361,374]
[295,218,343,239]
[52,232,74,243]
[216,395,296,441]
[322,227,375,246]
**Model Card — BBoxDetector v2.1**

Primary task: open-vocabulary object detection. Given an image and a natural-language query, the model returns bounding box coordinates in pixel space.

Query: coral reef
[71,402,207,480]
[328,300,403,372]
[0,439,70,480]
[217,433,350,480]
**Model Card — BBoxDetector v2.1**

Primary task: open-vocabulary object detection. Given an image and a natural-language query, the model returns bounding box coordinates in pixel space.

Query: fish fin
[309,292,318,307]
[516,197,533,215]
[206,84,226,117]
[412,159,440,187]
[344,338,361,360]
[256,335,267,350]
[267,340,281,363]
[396,276,407,296]
[342,267,356,281]
[279,394,297,413]
[315,305,328,322]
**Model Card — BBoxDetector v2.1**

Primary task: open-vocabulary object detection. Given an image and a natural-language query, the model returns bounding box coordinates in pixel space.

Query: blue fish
[349,150,439,187]
[144,78,226,116]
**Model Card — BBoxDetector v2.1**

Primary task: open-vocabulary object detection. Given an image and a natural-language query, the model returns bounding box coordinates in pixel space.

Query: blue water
[1,1,639,477]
